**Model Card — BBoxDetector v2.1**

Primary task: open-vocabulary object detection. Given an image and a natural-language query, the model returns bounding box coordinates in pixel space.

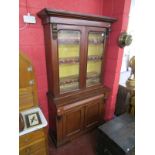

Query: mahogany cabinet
[38,8,117,146]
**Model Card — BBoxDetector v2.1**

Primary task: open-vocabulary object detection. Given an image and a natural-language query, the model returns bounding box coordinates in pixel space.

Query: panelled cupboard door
[85,99,104,128]
[62,106,84,139]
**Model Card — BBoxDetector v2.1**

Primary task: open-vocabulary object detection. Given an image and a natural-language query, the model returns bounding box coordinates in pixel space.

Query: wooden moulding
[56,94,105,116]
[47,85,110,107]
[38,9,117,28]
[37,8,117,23]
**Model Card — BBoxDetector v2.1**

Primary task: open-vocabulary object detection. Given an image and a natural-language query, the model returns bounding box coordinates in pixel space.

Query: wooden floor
[48,130,97,155]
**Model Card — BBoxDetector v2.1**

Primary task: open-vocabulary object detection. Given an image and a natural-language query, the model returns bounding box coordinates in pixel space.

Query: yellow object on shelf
[88,44,103,56]
[87,61,102,74]
[59,63,79,78]
[59,44,80,58]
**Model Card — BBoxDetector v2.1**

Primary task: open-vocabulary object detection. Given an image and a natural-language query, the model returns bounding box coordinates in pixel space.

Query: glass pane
[86,31,105,87]
[58,30,80,93]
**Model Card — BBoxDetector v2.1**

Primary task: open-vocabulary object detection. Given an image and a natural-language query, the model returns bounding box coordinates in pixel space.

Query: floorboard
[48,130,97,155]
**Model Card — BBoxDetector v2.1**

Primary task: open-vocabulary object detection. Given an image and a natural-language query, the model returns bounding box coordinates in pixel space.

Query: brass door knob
[118,32,132,48]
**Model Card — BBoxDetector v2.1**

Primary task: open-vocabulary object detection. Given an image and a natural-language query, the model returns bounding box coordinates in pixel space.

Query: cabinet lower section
[48,93,105,146]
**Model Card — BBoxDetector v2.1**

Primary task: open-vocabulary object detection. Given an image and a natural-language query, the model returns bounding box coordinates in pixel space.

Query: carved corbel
[105,28,111,38]
[52,24,57,39]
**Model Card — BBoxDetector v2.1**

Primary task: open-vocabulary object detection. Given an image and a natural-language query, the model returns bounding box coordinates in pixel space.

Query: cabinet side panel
[48,96,57,145]
[43,24,54,94]
[50,24,60,96]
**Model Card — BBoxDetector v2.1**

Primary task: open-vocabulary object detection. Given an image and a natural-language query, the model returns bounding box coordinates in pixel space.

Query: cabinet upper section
[37,8,117,27]
[38,8,116,99]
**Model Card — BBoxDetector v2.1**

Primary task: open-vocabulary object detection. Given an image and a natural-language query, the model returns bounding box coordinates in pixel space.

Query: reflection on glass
[86,32,105,87]
[58,30,80,93]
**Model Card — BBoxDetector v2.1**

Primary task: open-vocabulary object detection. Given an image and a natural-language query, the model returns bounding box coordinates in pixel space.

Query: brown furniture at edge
[19,52,48,155]
[38,8,117,147]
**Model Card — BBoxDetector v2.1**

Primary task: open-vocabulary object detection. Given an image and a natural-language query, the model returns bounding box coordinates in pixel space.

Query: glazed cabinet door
[53,24,85,95]
[85,27,107,87]
[85,98,104,129]
[63,106,84,139]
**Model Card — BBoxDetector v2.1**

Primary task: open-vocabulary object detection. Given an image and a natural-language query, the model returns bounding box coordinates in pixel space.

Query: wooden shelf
[86,78,100,86]
[58,38,103,45]
[59,57,79,64]
[87,72,100,79]
[60,82,79,93]
[59,55,102,64]
[60,75,79,85]
[58,39,80,44]
[86,72,100,86]
[88,55,102,61]
[59,72,100,87]
[89,39,103,44]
